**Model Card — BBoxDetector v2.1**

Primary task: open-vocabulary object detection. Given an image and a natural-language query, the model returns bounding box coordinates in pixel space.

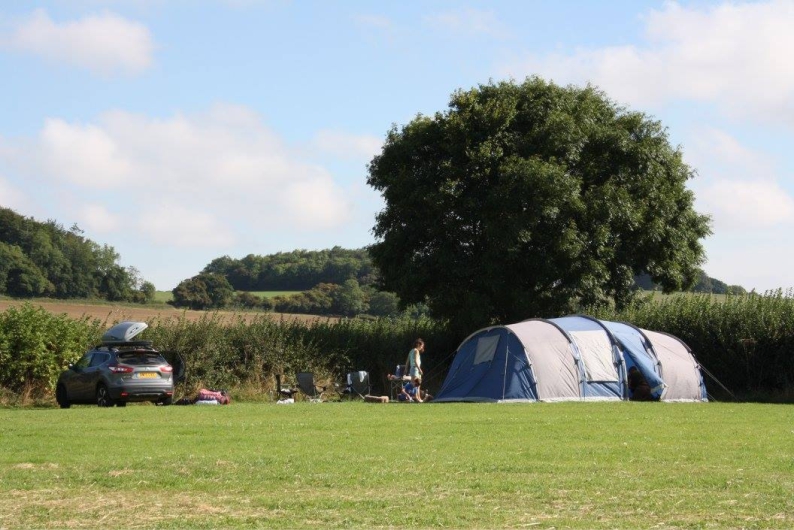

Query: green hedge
[589,290,794,401]
[0,305,456,402]
[2,292,793,404]
[0,304,103,396]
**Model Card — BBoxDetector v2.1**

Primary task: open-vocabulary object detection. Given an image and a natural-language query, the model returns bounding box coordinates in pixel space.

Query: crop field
[0,298,328,325]
[1,402,791,529]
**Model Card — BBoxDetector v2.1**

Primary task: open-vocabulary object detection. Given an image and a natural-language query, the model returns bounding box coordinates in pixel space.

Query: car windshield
[117,351,166,366]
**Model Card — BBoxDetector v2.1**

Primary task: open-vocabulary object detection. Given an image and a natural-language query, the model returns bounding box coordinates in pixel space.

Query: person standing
[407,338,425,379]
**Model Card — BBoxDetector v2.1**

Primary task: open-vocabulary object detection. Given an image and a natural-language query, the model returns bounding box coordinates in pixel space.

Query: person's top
[408,347,421,375]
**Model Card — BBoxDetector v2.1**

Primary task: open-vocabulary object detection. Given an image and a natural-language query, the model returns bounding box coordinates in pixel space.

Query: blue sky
[1,1,793,292]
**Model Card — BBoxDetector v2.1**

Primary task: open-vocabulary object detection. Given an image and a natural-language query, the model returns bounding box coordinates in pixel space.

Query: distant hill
[199,247,745,296]
[634,271,746,295]
[202,247,376,291]
[0,207,154,302]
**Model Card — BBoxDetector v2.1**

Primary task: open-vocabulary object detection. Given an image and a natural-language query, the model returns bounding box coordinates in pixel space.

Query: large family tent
[434,315,707,403]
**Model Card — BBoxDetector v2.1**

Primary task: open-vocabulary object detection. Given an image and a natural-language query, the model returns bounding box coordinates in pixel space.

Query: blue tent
[434,315,707,403]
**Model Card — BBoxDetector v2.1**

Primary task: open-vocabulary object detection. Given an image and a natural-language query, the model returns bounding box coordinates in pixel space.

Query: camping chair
[275,374,298,401]
[296,372,326,402]
[339,371,371,400]
[389,364,409,400]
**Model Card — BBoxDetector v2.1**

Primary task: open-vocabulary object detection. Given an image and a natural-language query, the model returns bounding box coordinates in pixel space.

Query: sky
[1,0,793,292]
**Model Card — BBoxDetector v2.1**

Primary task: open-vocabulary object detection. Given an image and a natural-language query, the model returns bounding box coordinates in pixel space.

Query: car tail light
[160,365,173,373]
[108,364,134,373]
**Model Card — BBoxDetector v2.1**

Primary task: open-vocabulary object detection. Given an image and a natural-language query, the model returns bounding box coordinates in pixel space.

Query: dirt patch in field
[0,299,332,325]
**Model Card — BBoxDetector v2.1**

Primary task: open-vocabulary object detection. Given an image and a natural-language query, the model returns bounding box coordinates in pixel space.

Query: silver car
[55,321,184,408]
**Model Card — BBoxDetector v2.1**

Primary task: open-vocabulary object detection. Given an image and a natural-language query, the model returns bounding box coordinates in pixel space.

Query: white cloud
[704,235,794,291]
[499,1,794,124]
[699,179,794,229]
[40,118,133,187]
[135,202,236,248]
[424,7,511,39]
[3,8,154,76]
[77,204,120,234]
[0,175,30,213]
[312,130,382,161]
[1,104,355,248]
[282,176,352,230]
[686,127,794,230]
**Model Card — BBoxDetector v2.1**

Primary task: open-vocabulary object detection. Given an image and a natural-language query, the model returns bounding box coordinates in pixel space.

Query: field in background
[152,290,172,303]
[153,290,301,303]
[247,291,302,298]
[1,402,790,529]
[0,298,328,325]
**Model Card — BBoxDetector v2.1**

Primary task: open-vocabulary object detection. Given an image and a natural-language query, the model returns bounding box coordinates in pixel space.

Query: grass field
[1,402,791,529]
[154,291,301,303]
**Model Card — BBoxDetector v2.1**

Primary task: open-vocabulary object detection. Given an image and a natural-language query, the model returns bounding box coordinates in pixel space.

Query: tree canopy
[0,207,155,302]
[367,78,712,330]
[202,247,376,291]
[171,273,235,310]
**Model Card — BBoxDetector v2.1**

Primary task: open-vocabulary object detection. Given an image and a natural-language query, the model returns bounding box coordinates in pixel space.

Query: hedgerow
[2,292,793,404]
[588,290,794,401]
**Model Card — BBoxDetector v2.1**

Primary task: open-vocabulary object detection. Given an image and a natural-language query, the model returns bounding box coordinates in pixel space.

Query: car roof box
[102,321,149,344]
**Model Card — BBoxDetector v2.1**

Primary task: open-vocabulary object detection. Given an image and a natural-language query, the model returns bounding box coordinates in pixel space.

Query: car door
[160,351,186,383]
[66,353,94,401]
[81,352,111,398]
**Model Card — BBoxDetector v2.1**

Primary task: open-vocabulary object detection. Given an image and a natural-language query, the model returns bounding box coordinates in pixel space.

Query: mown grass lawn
[1,402,791,529]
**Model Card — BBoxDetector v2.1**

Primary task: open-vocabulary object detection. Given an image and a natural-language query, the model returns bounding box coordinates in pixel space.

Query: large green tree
[367,78,711,330]
[171,272,234,310]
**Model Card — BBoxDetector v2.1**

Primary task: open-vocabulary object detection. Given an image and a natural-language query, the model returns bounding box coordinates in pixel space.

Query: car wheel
[56,384,71,409]
[96,384,114,407]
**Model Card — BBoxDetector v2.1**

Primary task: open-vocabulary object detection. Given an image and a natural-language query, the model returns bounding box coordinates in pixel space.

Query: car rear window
[117,351,167,365]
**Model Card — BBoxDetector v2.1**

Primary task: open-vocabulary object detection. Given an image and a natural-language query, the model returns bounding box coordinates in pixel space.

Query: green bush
[0,304,103,395]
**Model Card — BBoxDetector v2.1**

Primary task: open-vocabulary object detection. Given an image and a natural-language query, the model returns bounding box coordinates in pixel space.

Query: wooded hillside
[0,207,153,302]
[202,247,376,291]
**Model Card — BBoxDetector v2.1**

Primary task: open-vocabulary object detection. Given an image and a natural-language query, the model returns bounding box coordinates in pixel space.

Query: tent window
[473,335,500,365]
[570,330,618,382]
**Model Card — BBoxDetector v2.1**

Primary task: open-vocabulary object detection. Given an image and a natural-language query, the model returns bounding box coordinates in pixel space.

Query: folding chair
[296,372,326,401]
[275,374,297,400]
[339,371,371,400]
[389,364,409,400]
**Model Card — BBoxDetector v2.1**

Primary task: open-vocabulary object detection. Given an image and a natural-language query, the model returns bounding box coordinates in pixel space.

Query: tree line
[202,247,377,291]
[0,205,741,318]
[171,272,404,318]
[172,247,393,317]
[0,207,154,302]
[170,247,741,319]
